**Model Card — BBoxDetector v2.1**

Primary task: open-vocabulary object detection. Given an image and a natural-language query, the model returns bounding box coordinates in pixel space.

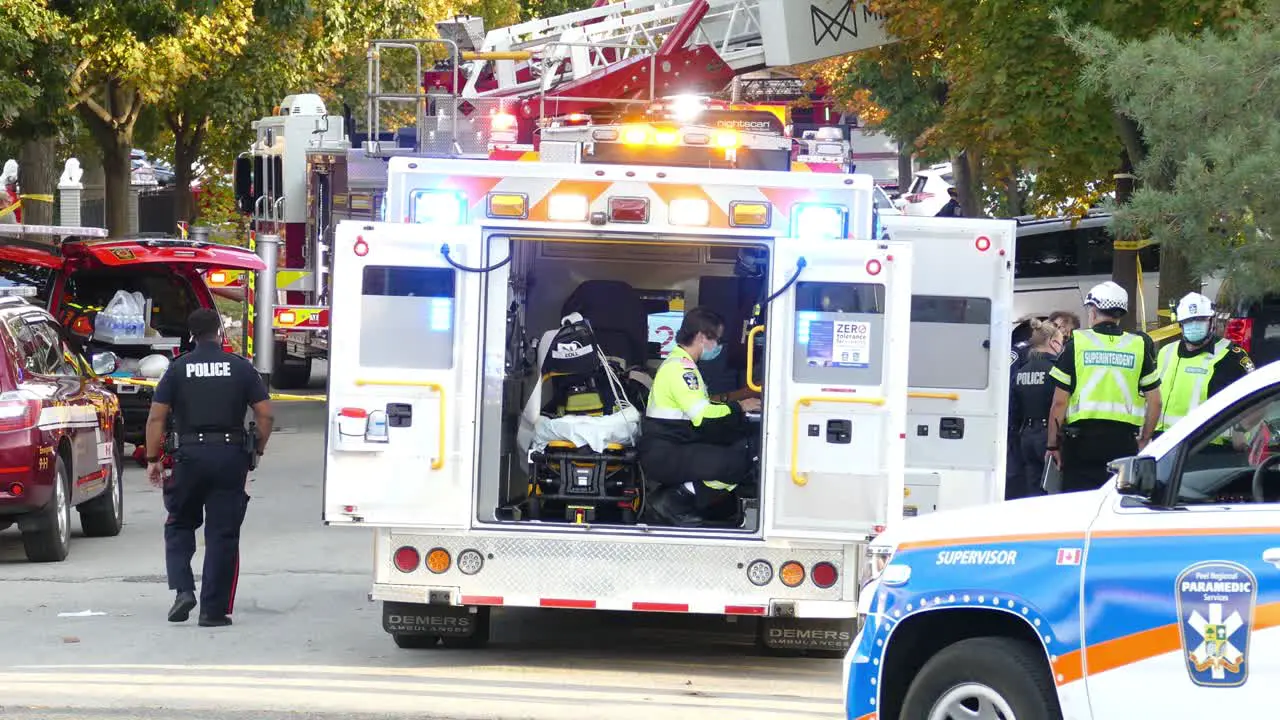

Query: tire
[22,456,71,562]
[80,437,125,537]
[272,341,312,390]
[900,637,1061,720]
[393,633,440,649]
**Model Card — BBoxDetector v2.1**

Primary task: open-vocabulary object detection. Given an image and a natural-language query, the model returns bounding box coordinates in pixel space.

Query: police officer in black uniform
[1011,319,1064,497]
[146,308,273,627]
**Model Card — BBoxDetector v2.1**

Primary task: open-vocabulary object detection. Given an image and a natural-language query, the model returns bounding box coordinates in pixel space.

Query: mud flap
[758,616,857,655]
[382,601,479,638]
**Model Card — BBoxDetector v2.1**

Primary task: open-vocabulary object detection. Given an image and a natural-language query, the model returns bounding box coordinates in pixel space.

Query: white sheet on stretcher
[517,314,644,455]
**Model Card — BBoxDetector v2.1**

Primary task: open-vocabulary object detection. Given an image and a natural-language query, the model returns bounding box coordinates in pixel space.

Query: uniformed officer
[1155,292,1255,454]
[1047,282,1162,493]
[145,308,273,627]
[639,307,762,527]
[1010,319,1064,497]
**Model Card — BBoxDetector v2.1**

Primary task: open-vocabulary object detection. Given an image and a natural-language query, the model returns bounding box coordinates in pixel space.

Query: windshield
[63,267,200,336]
[0,260,54,305]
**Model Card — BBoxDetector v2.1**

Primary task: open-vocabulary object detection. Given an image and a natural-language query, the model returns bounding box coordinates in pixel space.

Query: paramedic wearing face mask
[1047,281,1161,493]
[639,307,762,527]
[1154,292,1255,452]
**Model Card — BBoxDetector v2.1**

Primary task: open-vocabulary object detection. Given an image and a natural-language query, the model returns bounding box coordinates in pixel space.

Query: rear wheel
[22,457,71,562]
[80,437,125,537]
[900,637,1061,720]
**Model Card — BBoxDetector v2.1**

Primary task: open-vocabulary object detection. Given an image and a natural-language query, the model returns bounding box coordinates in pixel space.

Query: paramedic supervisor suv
[639,307,761,527]
[145,308,273,628]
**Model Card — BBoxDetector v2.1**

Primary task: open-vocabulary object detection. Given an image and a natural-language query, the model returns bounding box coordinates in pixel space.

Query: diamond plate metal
[378,531,857,602]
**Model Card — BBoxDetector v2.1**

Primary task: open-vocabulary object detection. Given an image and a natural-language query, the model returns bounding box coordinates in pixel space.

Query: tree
[60,0,254,236]
[1068,8,1280,302]
[519,0,599,23]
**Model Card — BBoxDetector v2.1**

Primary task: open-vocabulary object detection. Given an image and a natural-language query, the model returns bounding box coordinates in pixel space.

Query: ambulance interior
[478,234,777,534]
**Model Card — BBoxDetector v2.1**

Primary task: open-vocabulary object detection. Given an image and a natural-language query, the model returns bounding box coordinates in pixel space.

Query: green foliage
[0,1,71,139]
[1069,9,1280,301]
[519,0,599,22]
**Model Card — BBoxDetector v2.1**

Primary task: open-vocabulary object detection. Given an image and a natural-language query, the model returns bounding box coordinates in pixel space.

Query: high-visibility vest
[1064,329,1147,426]
[1156,338,1232,441]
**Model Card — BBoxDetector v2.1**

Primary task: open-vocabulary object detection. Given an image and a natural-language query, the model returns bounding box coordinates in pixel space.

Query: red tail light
[811,562,839,589]
[1225,318,1253,353]
[393,546,420,573]
[0,399,40,432]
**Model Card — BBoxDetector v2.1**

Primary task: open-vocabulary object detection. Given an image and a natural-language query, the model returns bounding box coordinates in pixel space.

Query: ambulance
[320,119,1018,652]
[844,352,1280,716]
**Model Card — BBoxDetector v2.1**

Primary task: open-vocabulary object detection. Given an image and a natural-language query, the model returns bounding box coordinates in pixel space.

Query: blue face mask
[1182,320,1210,344]
[702,341,722,361]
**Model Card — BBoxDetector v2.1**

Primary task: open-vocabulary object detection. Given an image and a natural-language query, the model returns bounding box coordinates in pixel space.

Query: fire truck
[231,0,901,388]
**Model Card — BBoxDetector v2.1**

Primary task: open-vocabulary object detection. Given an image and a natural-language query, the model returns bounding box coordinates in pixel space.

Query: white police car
[845,360,1280,719]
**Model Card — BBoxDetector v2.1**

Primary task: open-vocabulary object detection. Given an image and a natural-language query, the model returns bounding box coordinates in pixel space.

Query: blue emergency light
[792,203,848,239]
[411,190,467,226]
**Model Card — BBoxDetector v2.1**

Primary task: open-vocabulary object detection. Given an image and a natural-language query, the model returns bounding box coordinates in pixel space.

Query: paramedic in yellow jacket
[639,307,762,527]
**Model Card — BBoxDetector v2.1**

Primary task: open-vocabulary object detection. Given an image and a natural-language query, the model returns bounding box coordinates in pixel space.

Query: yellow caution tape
[107,377,326,402]
[1148,323,1182,343]
[20,194,54,202]
[1113,239,1154,251]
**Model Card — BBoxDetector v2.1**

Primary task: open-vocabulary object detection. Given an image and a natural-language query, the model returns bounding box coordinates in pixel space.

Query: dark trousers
[164,444,251,617]
[1017,426,1050,499]
[1004,430,1025,500]
[1061,426,1139,493]
[639,435,757,513]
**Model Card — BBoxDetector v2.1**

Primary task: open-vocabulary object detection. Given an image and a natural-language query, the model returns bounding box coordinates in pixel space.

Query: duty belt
[1021,418,1049,429]
[179,431,246,445]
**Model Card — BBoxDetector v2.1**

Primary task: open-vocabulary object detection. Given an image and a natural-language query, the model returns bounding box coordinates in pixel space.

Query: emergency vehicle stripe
[898,525,1280,551]
[459,595,768,615]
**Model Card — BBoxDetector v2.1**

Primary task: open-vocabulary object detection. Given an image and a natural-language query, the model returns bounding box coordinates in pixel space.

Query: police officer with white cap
[1155,292,1255,454]
[145,308,273,627]
[1047,282,1162,492]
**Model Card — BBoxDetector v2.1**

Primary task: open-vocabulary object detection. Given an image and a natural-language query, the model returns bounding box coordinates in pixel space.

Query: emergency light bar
[792,204,848,239]
[0,285,38,297]
[410,190,467,226]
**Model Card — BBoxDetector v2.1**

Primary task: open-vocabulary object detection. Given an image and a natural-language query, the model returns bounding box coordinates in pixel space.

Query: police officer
[1011,319,1064,497]
[1047,282,1162,493]
[639,307,762,527]
[145,308,273,627]
[1155,292,1255,453]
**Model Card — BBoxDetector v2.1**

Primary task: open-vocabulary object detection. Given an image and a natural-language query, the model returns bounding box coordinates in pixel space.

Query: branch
[77,91,114,126]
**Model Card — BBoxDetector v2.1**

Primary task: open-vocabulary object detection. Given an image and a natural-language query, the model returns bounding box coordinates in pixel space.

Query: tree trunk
[1004,163,1023,217]
[897,141,914,192]
[169,112,208,226]
[17,137,58,227]
[75,78,143,238]
[954,148,984,217]
[1111,147,1140,331]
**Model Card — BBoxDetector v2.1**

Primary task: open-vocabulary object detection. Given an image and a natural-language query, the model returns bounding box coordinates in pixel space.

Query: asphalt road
[0,391,843,720]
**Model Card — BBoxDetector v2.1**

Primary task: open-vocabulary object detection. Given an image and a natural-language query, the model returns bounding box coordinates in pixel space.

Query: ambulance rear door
[762,238,914,542]
[879,216,1017,514]
[323,220,484,528]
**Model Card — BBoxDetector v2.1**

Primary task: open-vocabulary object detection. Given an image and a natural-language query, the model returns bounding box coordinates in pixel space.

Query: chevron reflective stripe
[276,270,314,291]
[645,406,687,420]
[429,176,836,230]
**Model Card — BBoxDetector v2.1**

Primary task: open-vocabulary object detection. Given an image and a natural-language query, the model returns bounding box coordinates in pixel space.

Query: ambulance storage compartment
[479,233,771,534]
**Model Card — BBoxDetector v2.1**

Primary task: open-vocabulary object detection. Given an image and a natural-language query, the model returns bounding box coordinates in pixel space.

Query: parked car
[0,235,265,456]
[896,162,955,217]
[0,293,126,562]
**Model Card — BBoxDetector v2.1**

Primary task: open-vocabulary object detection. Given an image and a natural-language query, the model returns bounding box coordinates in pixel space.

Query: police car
[845,358,1280,719]
[0,293,125,562]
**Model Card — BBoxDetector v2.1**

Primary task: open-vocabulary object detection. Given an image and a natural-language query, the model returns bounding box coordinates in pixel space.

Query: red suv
[0,296,125,562]
[0,235,265,453]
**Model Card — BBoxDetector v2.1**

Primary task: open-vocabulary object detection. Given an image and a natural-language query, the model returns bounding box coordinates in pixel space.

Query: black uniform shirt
[1007,340,1032,430]
[154,341,269,434]
[1012,351,1057,426]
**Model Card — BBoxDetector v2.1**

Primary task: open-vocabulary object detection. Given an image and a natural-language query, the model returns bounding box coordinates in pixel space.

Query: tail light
[0,399,40,432]
[811,562,839,589]
[779,560,806,588]
[393,546,420,573]
[1225,318,1253,353]
[7,482,24,497]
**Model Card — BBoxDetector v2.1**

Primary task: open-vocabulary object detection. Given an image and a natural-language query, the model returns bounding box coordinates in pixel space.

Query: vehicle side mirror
[1111,455,1158,498]
[91,351,119,376]
[233,156,253,215]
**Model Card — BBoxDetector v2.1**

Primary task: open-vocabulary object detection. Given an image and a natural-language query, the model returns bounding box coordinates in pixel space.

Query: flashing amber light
[426,548,452,574]
[713,129,740,148]
[622,125,651,145]
[654,129,679,146]
[779,561,806,588]
[487,193,529,219]
[730,201,771,228]
[209,271,227,284]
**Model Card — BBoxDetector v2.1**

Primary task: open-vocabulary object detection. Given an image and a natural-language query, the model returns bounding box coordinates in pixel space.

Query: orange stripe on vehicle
[528,180,611,221]
[647,183,730,227]
[759,187,818,218]
[854,713,877,720]
[443,176,504,208]
[897,532,1085,551]
[1052,650,1084,685]
[1091,526,1280,540]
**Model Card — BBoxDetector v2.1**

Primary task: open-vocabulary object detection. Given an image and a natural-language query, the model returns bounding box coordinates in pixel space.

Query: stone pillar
[57,158,85,228]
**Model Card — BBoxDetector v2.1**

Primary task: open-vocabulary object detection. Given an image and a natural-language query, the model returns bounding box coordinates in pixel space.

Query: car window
[908,176,927,195]
[0,260,54,304]
[64,268,199,337]
[30,321,77,376]
[1172,394,1280,505]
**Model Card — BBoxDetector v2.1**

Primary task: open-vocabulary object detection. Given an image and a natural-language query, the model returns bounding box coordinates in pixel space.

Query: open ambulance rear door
[323,220,485,527]
[762,239,914,542]
[880,216,1016,513]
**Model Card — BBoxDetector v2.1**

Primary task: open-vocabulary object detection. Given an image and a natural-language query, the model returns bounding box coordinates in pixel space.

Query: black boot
[198,614,233,627]
[167,591,197,623]
[645,486,704,527]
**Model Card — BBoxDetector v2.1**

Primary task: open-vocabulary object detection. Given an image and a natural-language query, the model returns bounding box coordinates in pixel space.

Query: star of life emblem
[1176,560,1256,687]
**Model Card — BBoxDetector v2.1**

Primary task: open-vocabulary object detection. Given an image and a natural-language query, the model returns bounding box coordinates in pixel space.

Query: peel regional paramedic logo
[1176,560,1256,687]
